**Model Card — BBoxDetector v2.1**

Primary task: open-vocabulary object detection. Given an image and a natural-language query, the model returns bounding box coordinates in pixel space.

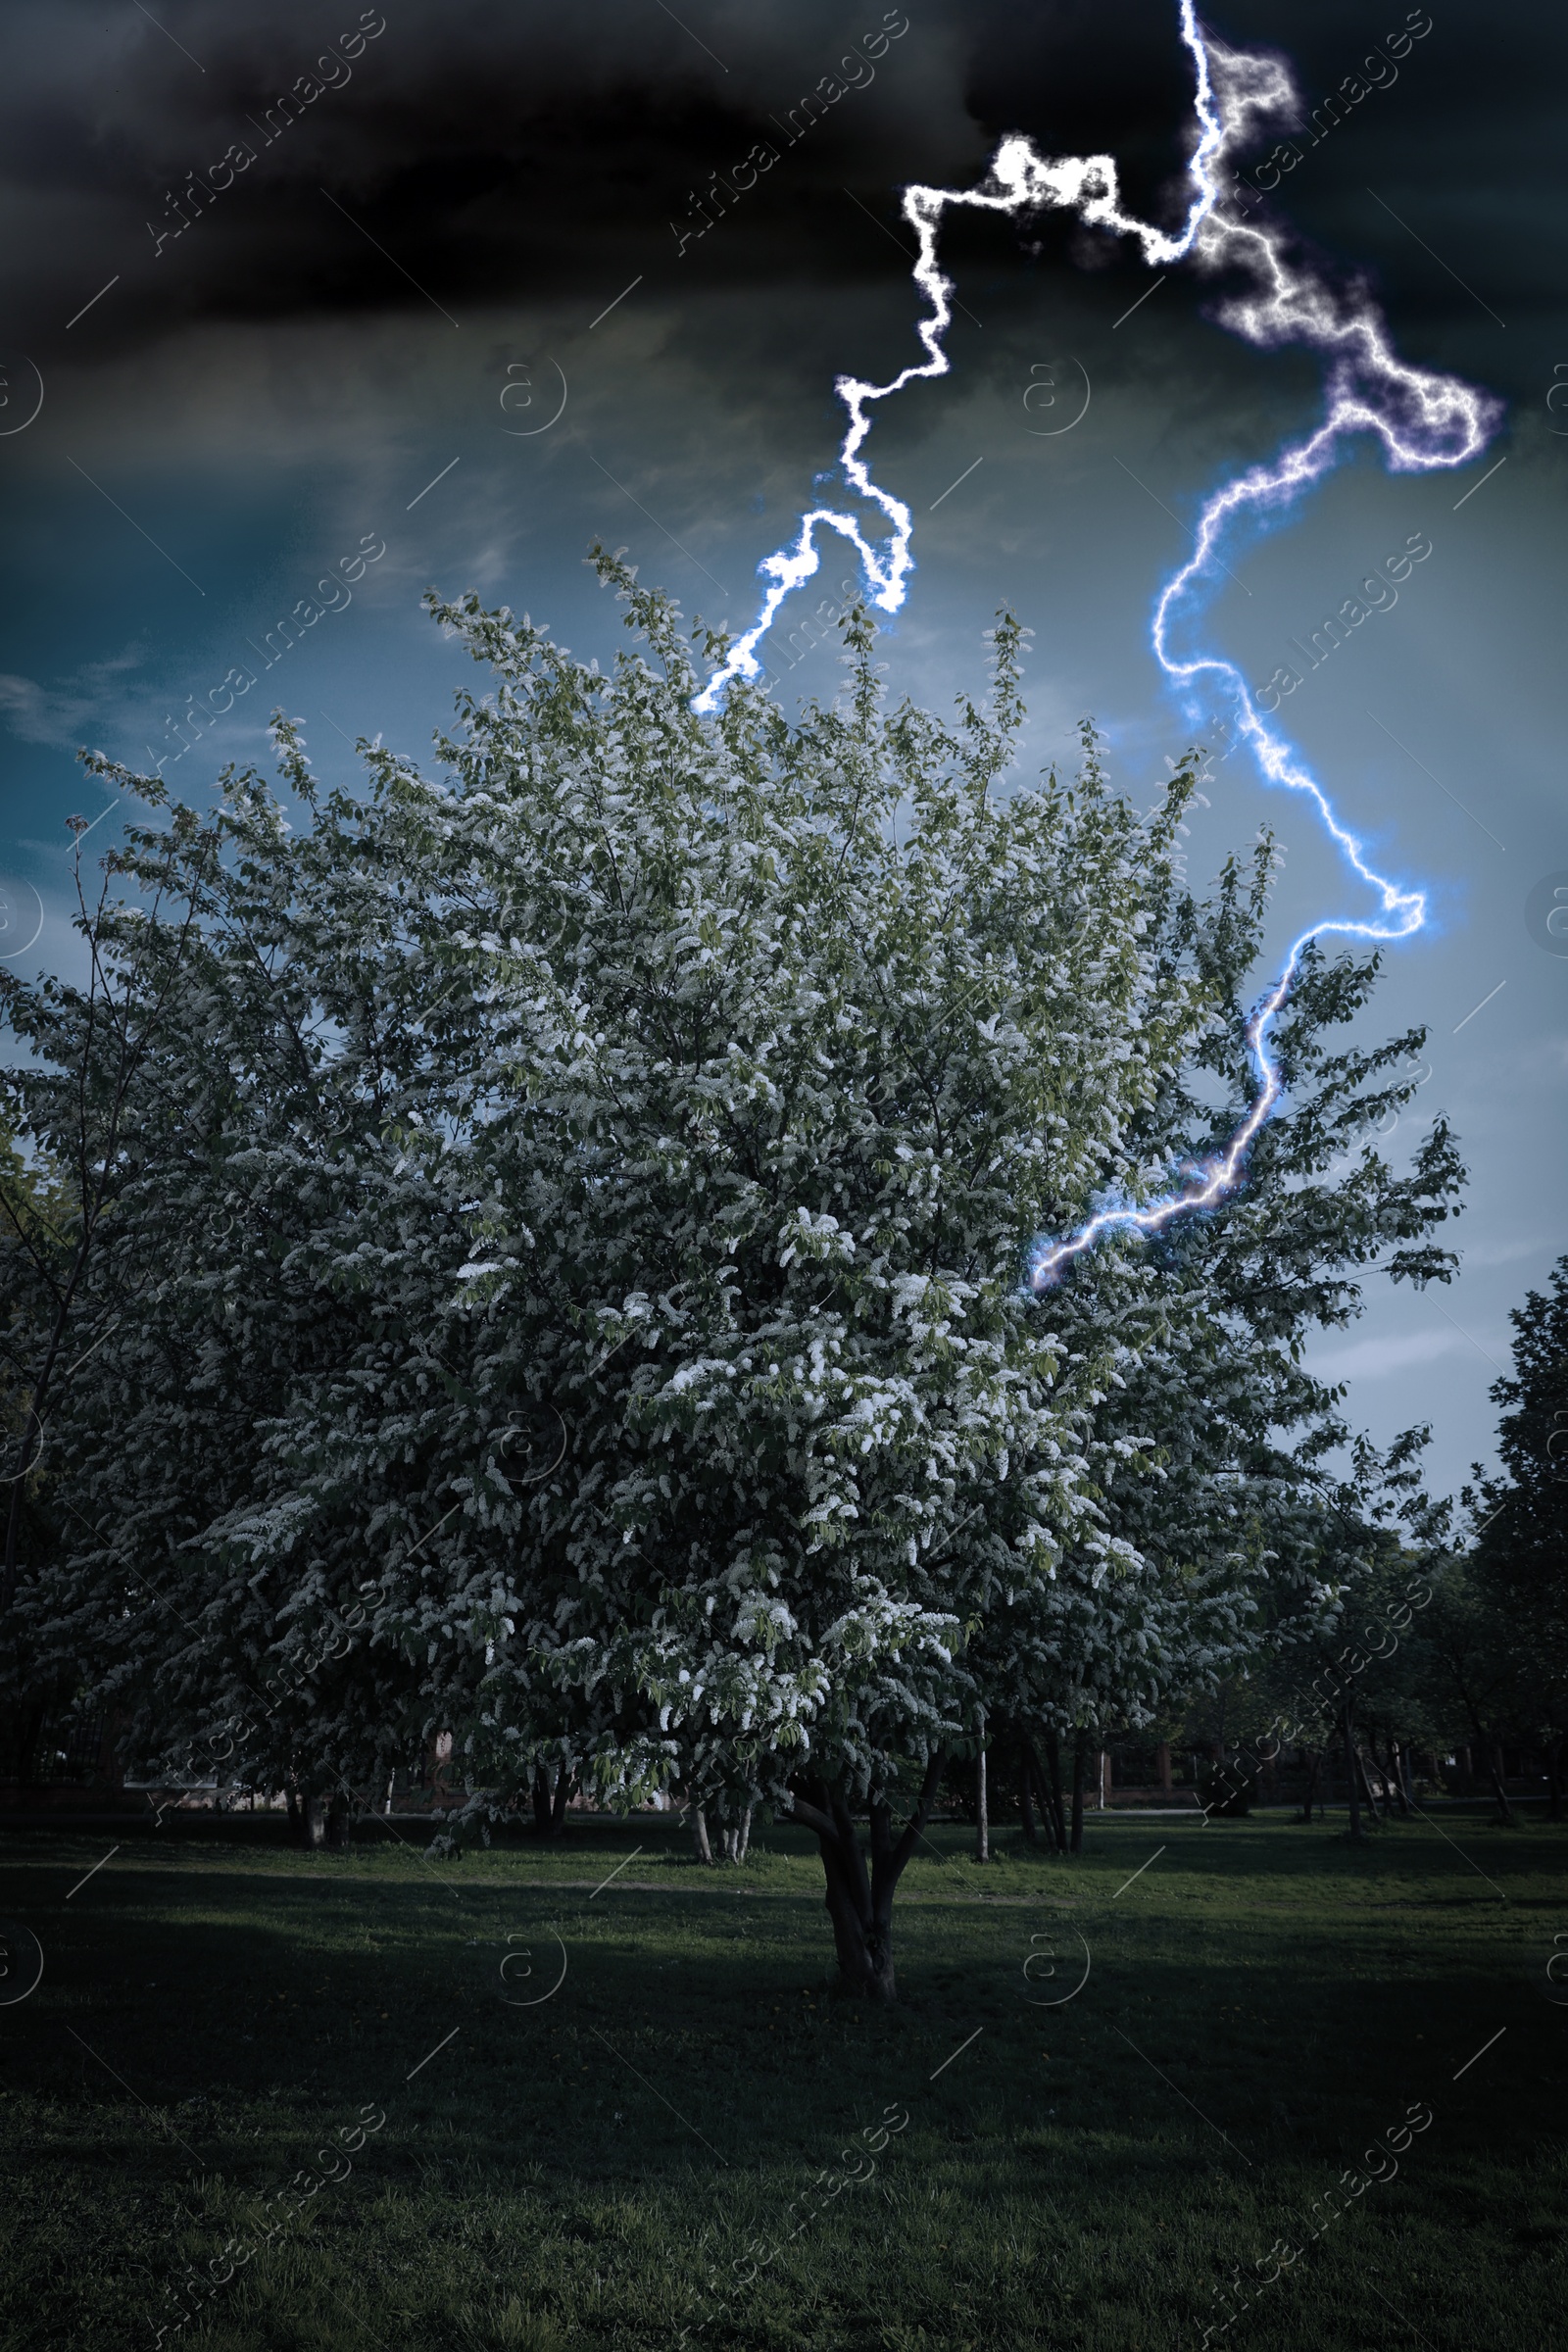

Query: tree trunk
[551,1759,573,1837]
[1354,1745,1385,1825]
[1487,1740,1515,1827]
[1018,1740,1039,1848]
[1,1464,21,1620]
[1042,1731,1068,1851]
[691,1804,713,1865]
[1069,1730,1088,1854]
[975,1733,990,1864]
[288,1785,327,1848]
[788,1757,945,2002]
[1546,1737,1564,1826]
[818,1813,895,2000]
[1021,1738,1058,1851]
[9,1698,47,1790]
[1,1402,42,1617]
[324,1789,353,1851]
[1342,1709,1362,1841]
[531,1764,553,1838]
[719,1812,756,1863]
[1298,1749,1321,1825]
[1035,1748,1061,1852]
[1385,1737,1411,1818]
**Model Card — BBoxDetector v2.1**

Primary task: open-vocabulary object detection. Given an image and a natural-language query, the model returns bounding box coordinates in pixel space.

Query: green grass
[1,1806,1563,2350]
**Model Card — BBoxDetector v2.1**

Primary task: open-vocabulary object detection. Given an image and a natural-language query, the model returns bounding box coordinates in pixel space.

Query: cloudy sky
[1,0,1564,1480]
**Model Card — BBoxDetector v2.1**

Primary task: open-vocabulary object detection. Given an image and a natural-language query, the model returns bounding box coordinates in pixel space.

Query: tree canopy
[0,558,1468,1991]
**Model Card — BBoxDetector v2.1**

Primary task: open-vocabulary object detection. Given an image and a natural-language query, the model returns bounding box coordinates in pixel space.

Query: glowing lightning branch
[693,1,1223,715]
[1027,35,1498,1283]
[691,1,1500,1287]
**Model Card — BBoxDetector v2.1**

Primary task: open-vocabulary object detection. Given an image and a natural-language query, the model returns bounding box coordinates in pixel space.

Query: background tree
[1462,1254,1568,1816]
[1414,1559,1528,1824]
[1188,1430,1453,1835]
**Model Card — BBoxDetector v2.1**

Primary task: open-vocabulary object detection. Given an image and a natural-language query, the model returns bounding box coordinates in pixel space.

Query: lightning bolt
[691,2,1500,1288]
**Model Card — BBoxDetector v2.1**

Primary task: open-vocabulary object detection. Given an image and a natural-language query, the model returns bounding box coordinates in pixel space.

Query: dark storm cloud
[1210,1,1567,390]
[7,0,1561,393]
[3,0,979,353]
[962,1,1568,399]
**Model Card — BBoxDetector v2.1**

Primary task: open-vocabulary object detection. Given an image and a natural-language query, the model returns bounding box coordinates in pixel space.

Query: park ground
[0,1806,1563,2351]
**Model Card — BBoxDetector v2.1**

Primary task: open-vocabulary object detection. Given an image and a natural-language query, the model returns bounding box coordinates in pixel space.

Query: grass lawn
[0,1805,1563,2351]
